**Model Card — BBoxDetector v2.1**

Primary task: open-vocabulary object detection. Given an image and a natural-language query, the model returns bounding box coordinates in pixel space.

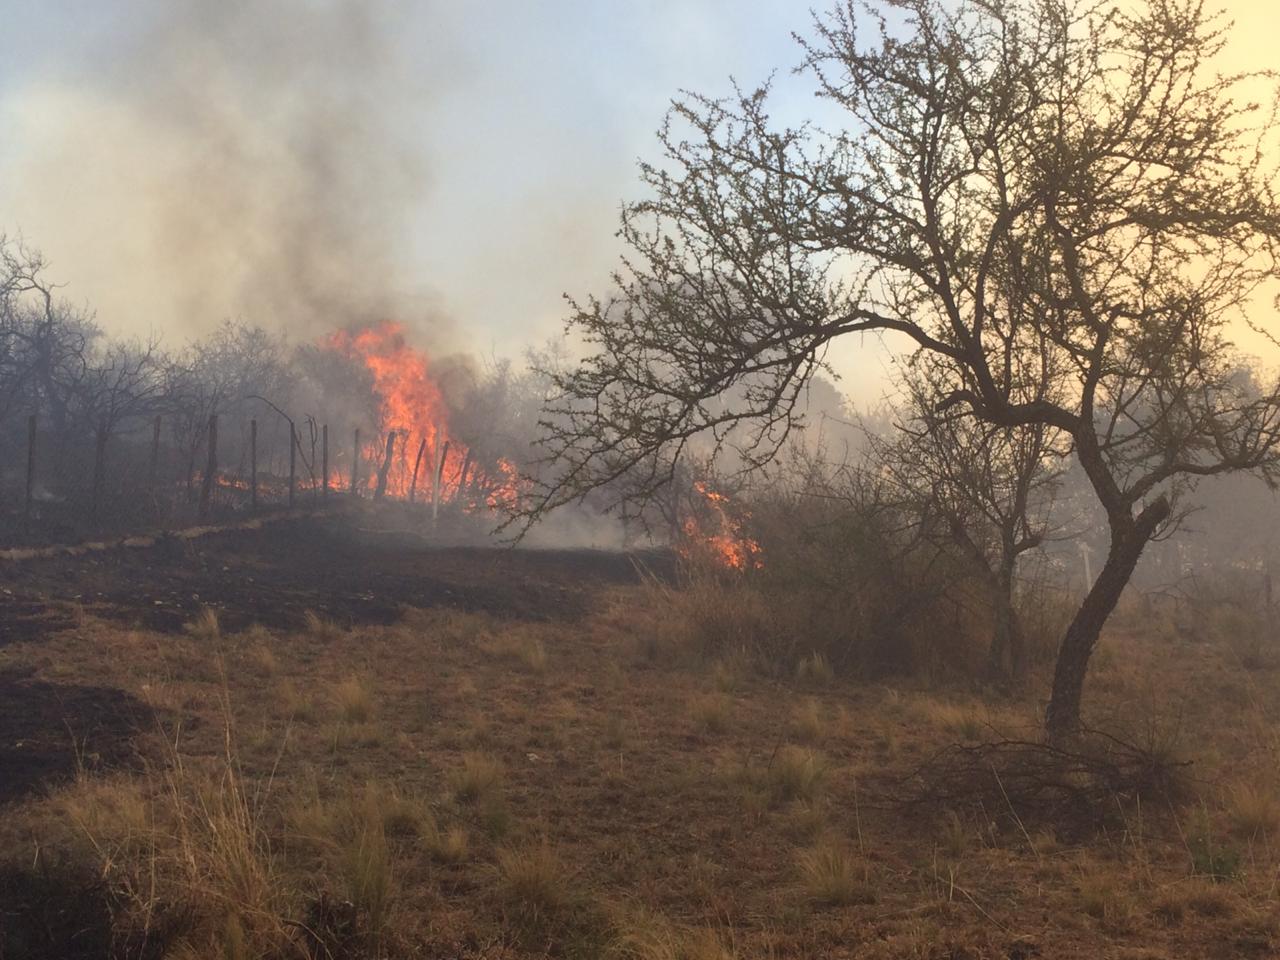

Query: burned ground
[0,509,668,638]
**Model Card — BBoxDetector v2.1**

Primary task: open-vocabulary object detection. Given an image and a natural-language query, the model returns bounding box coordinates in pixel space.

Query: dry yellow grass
[797,842,876,906]
[183,607,221,644]
[333,674,375,723]
[689,692,733,734]
[449,752,504,806]
[495,842,575,920]
[767,747,829,804]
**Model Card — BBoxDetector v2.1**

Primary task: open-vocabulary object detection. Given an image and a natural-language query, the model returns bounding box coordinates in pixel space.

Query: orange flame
[323,321,521,511]
[680,481,763,571]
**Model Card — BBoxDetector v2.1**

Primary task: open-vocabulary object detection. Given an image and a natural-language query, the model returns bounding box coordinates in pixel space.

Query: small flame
[680,481,763,571]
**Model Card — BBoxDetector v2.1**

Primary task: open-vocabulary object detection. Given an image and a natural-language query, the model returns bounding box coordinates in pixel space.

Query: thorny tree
[529,0,1280,739]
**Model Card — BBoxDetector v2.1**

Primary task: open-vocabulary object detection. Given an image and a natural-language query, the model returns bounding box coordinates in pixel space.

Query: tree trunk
[198,414,217,522]
[986,562,1019,683]
[1045,497,1170,741]
[374,430,396,499]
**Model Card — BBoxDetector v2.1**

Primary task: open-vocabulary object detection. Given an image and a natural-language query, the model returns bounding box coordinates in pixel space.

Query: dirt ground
[1,513,1278,959]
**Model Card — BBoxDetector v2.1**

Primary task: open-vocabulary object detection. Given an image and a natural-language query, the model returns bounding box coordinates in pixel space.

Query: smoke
[0,0,445,341]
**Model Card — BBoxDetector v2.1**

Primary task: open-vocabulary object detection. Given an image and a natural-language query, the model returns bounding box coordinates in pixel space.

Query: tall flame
[323,321,519,509]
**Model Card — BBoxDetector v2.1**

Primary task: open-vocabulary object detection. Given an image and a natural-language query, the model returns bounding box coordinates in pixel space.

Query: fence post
[431,440,450,526]
[24,414,36,525]
[250,419,258,511]
[288,422,297,509]
[374,430,396,499]
[409,437,426,503]
[198,414,217,522]
[350,427,360,497]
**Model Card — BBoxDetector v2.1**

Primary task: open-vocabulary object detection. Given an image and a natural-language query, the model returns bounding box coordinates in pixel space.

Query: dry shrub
[634,573,774,666]
[636,471,1018,684]
[899,735,1192,837]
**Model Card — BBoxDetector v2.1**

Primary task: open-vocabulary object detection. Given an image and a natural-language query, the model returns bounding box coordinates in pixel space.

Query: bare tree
[873,365,1064,682]
[528,0,1280,739]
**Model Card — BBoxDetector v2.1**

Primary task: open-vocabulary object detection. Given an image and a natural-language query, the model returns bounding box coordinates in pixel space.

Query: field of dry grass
[3,548,1280,958]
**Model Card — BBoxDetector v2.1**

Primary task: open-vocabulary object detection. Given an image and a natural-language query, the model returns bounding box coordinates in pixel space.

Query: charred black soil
[0,509,671,639]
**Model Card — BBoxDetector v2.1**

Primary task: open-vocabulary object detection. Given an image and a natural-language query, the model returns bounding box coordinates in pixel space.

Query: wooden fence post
[431,440,450,525]
[322,424,329,499]
[250,418,258,511]
[288,422,297,509]
[24,414,36,525]
[350,428,361,496]
[409,437,427,503]
[374,430,396,499]
[198,414,217,521]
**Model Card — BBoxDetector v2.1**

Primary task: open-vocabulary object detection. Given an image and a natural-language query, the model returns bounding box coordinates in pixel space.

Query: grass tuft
[689,693,733,735]
[797,842,876,906]
[767,747,829,803]
[449,752,504,806]
[332,675,374,724]
[184,607,221,644]
[495,843,574,920]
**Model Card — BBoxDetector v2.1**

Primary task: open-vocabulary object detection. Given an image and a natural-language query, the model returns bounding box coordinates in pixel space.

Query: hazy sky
[0,1,1276,399]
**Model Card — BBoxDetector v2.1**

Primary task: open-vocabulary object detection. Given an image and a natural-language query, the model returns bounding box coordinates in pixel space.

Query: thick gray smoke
[0,0,442,340]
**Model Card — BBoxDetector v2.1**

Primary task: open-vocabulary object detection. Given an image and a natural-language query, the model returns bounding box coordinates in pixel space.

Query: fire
[680,481,763,571]
[324,321,521,510]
